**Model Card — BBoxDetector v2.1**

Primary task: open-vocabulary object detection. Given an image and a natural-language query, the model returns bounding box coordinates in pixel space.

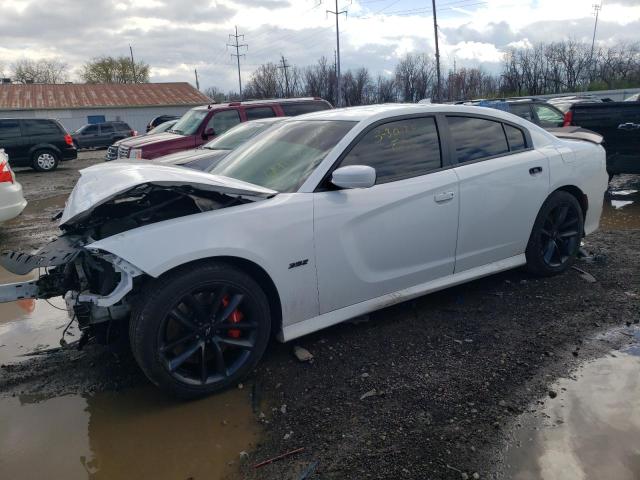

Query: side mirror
[203,127,215,138]
[331,165,376,189]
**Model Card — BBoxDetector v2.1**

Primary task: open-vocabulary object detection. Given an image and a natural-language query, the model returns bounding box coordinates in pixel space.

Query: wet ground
[0,158,638,479]
[503,327,640,480]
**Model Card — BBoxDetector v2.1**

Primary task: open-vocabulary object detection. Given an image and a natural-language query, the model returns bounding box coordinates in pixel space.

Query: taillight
[563,110,573,127]
[0,161,14,184]
[131,130,137,136]
[64,134,73,146]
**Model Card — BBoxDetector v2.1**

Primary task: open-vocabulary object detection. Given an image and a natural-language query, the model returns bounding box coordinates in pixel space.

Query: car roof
[192,97,327,111]
[291,103,527,123]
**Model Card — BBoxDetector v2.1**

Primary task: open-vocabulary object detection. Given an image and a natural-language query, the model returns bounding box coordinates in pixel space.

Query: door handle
[434,191,455,203]
[617,122,640,130]
[529,166,543,175]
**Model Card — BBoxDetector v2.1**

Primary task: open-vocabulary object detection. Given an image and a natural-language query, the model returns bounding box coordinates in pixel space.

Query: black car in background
[0,118,77,171]
[146,115,179,132]
[72,121,135,149]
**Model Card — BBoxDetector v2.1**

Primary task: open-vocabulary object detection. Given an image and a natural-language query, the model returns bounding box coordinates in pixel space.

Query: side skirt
[280,254,526,342]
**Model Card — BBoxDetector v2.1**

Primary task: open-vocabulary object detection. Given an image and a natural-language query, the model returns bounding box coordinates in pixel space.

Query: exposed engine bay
[0,182,268,347]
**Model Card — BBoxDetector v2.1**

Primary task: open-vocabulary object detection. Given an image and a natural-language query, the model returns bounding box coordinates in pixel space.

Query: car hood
[154,148,230,166]
[60,161,277,227]
[118,132,185,148]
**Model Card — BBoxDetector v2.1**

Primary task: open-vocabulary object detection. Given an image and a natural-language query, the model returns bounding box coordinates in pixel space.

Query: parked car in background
[146,115,180,132]
[153,117,287,171]
[73,121,136,150]
[464,99,566,128]
[113,97,333,160]
[0,118,77,171]
[0,150,27,223]
[561,101,640,178]
[105,120,177,161]
[547,95,603,113]
[0,104,607,397]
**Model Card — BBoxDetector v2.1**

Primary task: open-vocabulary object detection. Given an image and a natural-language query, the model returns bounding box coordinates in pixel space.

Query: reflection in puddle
[600,177,640,230]
[0,267,79,364]
[0,267,78,364]
[503,329,640,480]
[0,386,261,479]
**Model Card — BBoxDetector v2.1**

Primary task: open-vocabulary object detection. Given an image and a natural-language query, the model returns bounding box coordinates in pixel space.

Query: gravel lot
[0,153,638,479]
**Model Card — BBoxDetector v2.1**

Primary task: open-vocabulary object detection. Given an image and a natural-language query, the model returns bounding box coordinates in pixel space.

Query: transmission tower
[278,55,291,97]
[326,1,348,107]
[227,26,247,99]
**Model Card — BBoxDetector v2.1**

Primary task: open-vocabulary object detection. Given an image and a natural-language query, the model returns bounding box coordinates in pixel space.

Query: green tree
[81,56,150,84]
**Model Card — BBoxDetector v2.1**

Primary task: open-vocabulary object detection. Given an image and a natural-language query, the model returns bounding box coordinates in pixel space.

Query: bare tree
[203,86,228,103]
[375,75,396,103]
[11,58,69,83]
[395,53,436,102]
[81,56,150,84]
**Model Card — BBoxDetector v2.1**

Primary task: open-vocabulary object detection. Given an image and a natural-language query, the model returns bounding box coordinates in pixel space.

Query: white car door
[447,115,550,272]
[313,116,459,314]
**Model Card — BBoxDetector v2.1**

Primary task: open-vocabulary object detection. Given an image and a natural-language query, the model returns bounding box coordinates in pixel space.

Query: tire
[130,261,271,398]
[31,149,59,172]
[525,191,584,277]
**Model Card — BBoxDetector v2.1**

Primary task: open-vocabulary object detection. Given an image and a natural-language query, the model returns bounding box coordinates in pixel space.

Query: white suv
[0,149,27,223]
[0,105,607,397]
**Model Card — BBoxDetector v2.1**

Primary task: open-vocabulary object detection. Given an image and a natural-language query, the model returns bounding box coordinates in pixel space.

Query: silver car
[0,149,27,223]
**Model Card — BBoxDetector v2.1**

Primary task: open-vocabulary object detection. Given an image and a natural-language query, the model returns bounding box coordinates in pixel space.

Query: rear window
[114,123,130,131]
[246,107,276,120]
[508,104,534,122]
[0,119,21,141]
[281,102,330,116]
[504,124,527,151]
[101,124,115,134]
[448,116,509,163]
[22,119,63,136]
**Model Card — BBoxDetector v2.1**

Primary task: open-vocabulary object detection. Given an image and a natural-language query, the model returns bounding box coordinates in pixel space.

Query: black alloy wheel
[130,262,271,398]
[526,191,584,276]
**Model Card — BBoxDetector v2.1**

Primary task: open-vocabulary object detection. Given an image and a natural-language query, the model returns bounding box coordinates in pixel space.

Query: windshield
[210,120,356,193]
[149,120,177,134]
[203,121,273,151]
[169,110,208,135]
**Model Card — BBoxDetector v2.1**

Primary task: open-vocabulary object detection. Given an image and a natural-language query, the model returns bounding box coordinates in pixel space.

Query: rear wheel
[525,191,584,276]
[130,262,271,398]
[31,149,59,172]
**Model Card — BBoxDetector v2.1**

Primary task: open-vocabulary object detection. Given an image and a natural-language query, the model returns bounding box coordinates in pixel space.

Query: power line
[326,0,348,107]
[227,26,248,98]
[278,55,291,97]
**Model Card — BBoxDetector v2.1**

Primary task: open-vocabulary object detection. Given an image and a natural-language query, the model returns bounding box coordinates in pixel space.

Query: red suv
[115,98,332,160]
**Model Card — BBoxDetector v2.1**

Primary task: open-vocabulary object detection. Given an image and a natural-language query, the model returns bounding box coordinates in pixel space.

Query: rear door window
[208,110,241,135]
[281,102,329,116]
[508,104,534,122]
[82,125,99,135]
[532,104,564,127]
[0,119,22,140]
[100,124,115,134]
[246,107,276,120]
[447,116,509,163]
[22,119,62,136]
[504,124,527,151]
[339,116,441,184]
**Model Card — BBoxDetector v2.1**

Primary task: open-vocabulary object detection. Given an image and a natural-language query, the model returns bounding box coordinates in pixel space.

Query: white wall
[0,105,204,133]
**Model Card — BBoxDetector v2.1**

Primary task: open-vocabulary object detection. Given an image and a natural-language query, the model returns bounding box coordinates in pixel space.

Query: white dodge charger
[0,104,607,397]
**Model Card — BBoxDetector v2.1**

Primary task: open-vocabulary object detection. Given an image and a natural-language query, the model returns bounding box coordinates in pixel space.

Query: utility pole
[327,1,347,107]
[227,26,247,99]
[194,68,200,90]
[431,0,441,102]
[129,45,137,84]
[588,2,602,87]
[278,55,291,97]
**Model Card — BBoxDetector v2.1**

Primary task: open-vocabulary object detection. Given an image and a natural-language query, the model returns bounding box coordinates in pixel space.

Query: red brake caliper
[222,295,243,338]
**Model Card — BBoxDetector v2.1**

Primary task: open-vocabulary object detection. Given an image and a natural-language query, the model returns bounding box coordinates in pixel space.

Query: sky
[0,0,639,92]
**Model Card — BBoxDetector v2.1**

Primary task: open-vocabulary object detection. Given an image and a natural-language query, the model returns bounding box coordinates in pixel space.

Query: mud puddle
[502,326,640,479]
[0,266,78,364]
[0,386,261,479]
[601,176,640,230]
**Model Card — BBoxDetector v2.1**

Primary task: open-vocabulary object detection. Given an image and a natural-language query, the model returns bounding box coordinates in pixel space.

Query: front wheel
[525,191,584,276]
[130,262,271,398]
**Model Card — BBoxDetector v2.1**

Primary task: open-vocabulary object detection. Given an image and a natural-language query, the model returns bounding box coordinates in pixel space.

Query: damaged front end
[0,162,277,348]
